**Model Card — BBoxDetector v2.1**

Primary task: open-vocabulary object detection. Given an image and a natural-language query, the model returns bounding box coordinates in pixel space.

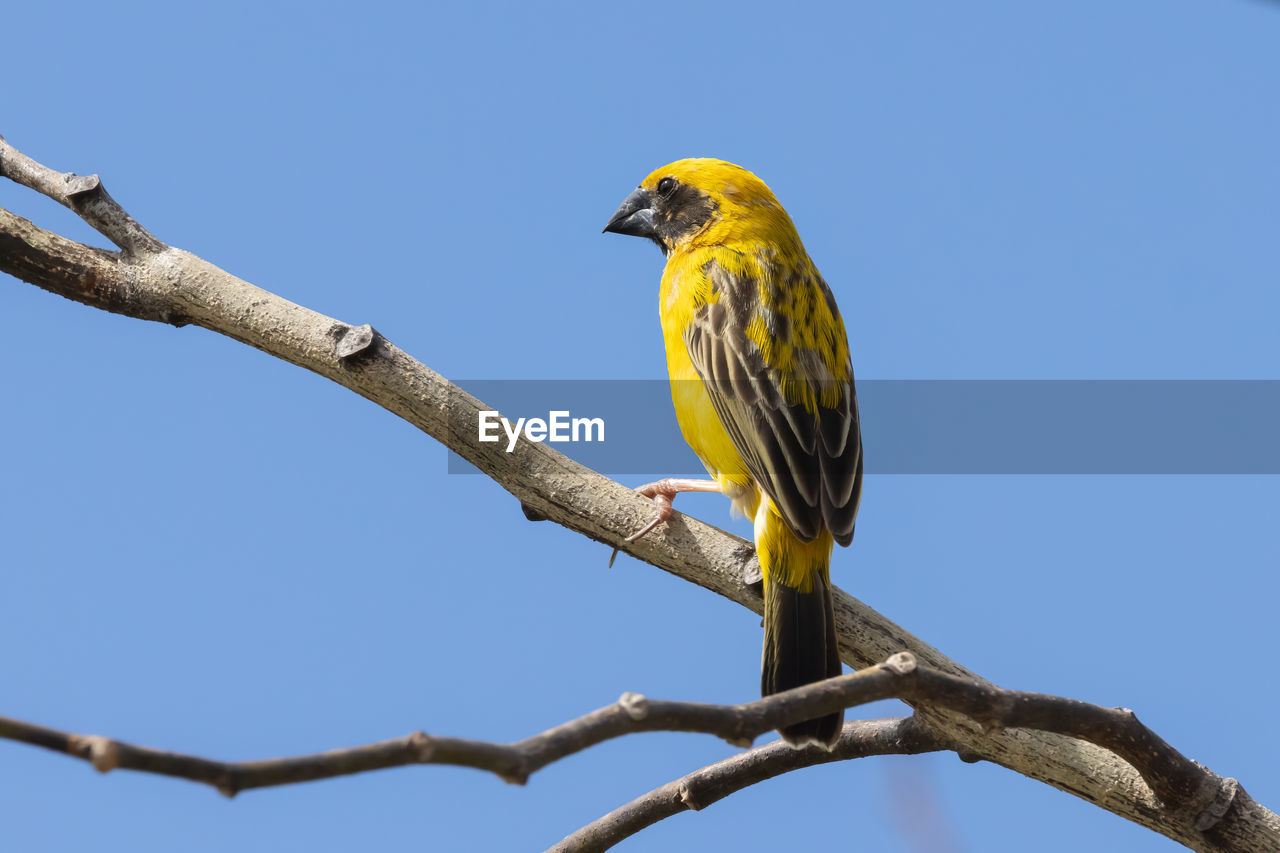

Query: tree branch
[0,132,162,256]
[1,652,1243,850]
[549,716,942,853]
[2,135,1278,852]
[3,656,939,795]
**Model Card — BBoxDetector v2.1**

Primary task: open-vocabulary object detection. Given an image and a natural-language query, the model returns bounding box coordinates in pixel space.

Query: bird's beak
[602,187,656,238]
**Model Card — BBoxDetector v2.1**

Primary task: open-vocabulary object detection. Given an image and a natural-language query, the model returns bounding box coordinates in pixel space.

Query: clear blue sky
[3,1,1279,851]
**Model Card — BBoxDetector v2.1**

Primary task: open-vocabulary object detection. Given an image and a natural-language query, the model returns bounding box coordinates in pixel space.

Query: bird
[603,158,863,748]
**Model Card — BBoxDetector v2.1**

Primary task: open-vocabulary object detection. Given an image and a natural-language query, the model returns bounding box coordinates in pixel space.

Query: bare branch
[0,207,180,323]
[3,136,1279,853]
[0,133,163,256]
[556,651,1264,850]
[0,657,928,794]
[876,654,1233,824]
[0,653,1249,841]
[550,717,940,853]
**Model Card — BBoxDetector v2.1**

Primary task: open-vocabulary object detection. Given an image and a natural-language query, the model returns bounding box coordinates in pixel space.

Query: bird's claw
[626,479,686,542]
[625,493,674,543]
[608,480,684,567]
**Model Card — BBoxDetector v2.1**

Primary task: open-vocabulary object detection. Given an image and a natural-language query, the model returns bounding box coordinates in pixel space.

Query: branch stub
[882,652,917,675]
[335,323,379,361]
[84,736,120,773]
[64,173,102,197]
[409,730,436,762]
[618,692,649,721]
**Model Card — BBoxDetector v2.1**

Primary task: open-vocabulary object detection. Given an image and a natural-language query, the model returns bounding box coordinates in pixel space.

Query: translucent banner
[446,380,1280,474]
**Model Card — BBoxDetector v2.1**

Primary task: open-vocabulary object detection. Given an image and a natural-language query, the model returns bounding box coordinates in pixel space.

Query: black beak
[602,187,656,238]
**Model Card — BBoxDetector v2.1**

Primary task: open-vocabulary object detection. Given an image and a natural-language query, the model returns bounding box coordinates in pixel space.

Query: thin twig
[0,658,909,794]
[548,716,941,853]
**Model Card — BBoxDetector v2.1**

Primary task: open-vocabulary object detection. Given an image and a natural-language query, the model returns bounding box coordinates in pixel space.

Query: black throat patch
[654,183,717,252]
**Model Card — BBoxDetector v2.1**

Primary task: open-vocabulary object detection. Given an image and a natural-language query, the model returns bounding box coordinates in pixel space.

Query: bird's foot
[608,478,722,567]
[625,480,680,542]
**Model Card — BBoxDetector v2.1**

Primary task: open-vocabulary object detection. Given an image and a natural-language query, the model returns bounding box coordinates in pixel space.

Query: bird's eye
[657,177,677,197]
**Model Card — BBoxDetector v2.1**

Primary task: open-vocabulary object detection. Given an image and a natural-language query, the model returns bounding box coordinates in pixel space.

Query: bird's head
[603,158,799,255]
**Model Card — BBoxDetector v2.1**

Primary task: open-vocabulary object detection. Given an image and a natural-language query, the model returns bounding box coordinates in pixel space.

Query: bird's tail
[758,509,843,748]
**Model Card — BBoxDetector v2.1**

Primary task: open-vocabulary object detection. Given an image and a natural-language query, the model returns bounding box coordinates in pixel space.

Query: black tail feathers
[761,573,843,748]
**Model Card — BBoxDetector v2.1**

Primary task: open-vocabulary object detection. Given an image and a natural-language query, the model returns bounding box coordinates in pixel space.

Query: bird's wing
[684,258,862,545]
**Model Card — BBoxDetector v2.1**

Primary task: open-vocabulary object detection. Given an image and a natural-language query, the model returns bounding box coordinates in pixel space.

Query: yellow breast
[658,252,755,497]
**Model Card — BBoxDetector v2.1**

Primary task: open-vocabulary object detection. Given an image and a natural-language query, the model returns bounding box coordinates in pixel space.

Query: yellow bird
[604,159,863,747]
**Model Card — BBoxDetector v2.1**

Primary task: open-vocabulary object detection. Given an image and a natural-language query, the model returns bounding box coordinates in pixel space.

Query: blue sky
[3,1,1279,851]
